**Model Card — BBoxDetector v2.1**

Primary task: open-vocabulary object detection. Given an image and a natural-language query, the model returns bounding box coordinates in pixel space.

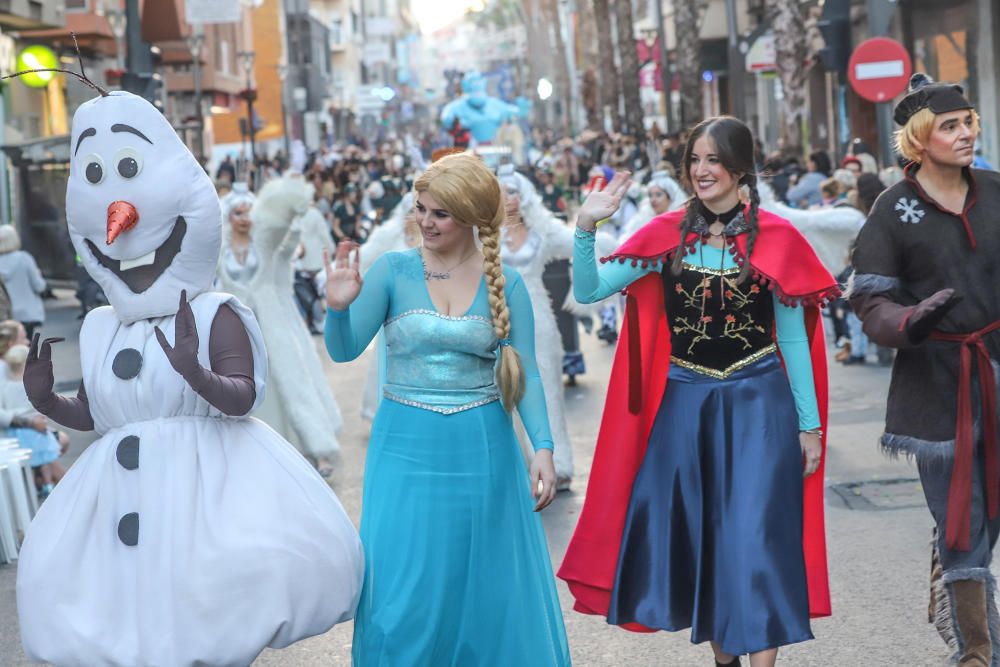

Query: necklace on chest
[421,246,477,281]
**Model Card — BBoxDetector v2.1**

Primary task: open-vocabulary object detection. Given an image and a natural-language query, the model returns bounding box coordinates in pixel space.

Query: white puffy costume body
[16,91,363,667]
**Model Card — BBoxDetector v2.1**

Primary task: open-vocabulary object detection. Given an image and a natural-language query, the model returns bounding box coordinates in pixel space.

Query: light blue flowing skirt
[352,398,571,666]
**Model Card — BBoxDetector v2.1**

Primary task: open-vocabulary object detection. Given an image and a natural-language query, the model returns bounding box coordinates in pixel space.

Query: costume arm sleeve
[324,254,392,362]
[184,304,257,416]
[509,274,553,451]
[573,229,658,303]
[847,206,914,348]
[28,381,94,432]
[773,296,821,431]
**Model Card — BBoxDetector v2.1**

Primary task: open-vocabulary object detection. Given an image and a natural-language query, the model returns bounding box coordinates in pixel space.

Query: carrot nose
[106,200,139,245]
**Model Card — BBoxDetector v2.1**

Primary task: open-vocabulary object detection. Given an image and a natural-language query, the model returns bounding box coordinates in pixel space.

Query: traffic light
[817,0,851,76]
[121,72,164,111]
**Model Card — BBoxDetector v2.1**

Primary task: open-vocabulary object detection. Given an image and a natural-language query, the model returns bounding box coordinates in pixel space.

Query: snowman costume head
[67,91,221,324]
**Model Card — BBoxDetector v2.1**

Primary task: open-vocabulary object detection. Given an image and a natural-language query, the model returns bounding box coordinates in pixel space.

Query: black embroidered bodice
[661,201,775,378]
[662,262,775,377]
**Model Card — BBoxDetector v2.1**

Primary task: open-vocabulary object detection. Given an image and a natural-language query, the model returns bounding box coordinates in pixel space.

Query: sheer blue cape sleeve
[773,298,821,431]
[507,271,554,452]
[574,230,820,430]
[324,254,393,362]
[572,230,658,303]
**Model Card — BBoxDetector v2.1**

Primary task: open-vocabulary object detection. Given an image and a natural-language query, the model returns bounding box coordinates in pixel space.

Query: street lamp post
[277,63,290,156]
[237,50,257,173]
[105,9,127,72]
[653,0,673,132]
[186,23,206,164]
[725,0,747,121]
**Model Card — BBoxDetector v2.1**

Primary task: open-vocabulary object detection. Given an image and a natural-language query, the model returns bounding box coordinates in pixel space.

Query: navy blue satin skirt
[608,354,813,656]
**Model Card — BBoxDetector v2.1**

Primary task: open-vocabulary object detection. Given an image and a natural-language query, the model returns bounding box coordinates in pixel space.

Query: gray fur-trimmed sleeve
[847,198,916,347]
[845,272,900,299]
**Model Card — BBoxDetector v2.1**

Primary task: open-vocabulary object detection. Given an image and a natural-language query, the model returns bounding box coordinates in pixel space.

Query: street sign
[363,43,391,66]
[848,37,912,103]
[745,34,775,73]
[185,0,241,24]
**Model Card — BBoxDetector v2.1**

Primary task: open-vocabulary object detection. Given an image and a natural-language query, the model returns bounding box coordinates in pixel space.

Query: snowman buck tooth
[119,250,157,271]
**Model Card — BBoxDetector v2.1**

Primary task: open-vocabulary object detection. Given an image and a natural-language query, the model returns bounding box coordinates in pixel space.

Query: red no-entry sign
[848,37,913,103]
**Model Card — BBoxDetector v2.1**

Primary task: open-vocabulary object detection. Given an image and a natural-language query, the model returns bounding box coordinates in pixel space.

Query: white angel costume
[17,91,363,667]
[758,181,865,275]
[620,171,688,241]
[356,192,418,421]
[217,177,344,457]
[498,168,615,483]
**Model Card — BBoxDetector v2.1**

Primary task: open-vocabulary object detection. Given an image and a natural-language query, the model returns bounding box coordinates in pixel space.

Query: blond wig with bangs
[895,107,980,163]
[413,153,525,411]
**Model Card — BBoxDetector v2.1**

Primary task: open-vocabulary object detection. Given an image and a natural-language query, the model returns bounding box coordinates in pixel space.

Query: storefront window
[905,0,977,101]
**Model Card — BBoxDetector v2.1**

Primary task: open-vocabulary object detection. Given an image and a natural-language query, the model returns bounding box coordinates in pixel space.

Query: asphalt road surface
[0,294,971,665]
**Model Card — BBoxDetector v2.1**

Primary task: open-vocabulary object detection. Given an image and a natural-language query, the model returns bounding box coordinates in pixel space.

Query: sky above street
[411,0,485,32]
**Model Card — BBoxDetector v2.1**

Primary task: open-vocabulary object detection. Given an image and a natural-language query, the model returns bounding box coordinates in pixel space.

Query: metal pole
[0,88,9,226]
[190,24,205,164]
[125,0,153,75]
[247,89,256,165]
[725,0,746,120]
[654,0,673,132]
[869,0,898,167]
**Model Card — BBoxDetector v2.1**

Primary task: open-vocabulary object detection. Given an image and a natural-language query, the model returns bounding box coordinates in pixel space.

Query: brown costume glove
[24,333,94,431]
[850,288,961,348]
[154,290,257,416]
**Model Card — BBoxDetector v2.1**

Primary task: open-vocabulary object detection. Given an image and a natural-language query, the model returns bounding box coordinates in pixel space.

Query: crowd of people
[5,69,1000,667]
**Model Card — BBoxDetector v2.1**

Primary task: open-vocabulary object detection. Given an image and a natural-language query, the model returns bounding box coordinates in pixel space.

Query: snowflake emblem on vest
[894,197,925,224]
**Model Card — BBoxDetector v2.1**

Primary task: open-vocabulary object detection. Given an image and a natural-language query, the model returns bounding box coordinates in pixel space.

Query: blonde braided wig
[413,153,525,410]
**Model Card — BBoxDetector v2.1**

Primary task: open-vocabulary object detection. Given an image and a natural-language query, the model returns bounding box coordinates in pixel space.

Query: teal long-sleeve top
[324,248,555,451]
[573,231,821,431]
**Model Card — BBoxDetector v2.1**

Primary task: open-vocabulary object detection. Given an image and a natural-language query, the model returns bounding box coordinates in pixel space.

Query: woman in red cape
[558,118,837,667]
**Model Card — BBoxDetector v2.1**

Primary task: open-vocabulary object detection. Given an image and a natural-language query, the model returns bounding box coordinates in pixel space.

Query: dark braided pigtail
[738,173,761,284]
[670,197,700,276]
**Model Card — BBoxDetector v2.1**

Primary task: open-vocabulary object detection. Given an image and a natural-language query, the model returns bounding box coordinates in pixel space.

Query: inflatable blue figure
[440,71,521,144]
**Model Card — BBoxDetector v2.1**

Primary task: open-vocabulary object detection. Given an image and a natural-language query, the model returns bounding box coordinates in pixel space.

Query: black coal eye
[118,157,138,178]
[86,162,103,183]
[81,153,105,185]
[114,147,143,180]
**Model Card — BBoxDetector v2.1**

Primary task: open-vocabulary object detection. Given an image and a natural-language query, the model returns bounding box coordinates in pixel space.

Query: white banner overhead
[185,0,241,25]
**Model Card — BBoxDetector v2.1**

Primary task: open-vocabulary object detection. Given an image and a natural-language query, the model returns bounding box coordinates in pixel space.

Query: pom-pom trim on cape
[557,206,836,630]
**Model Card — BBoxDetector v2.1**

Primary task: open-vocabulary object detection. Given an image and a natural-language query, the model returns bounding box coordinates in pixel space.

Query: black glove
[24,333,63,411]
[906,288,963,344]
[154,290,202,380]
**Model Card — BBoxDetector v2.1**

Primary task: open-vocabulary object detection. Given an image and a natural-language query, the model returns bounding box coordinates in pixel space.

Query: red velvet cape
[557,207,839,628]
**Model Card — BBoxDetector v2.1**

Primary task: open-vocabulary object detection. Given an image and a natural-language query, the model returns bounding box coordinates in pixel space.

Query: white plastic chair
[0,461,18,562]
[0,437,38,517]
[0,448,33,540]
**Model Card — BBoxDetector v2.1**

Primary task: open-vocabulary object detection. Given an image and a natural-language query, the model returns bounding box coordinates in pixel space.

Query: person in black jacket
[850,74,1000,666]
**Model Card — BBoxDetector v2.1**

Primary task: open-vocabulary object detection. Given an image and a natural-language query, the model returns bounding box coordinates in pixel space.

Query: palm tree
[674,0,710,129]
[769,0,814,155]
[540,0,574,135]
[578,1,603,129]
[592,0,623,131]
[614,0,645,140]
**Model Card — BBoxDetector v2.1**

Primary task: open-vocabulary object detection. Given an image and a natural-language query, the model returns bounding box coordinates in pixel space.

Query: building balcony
[0,0,63,30]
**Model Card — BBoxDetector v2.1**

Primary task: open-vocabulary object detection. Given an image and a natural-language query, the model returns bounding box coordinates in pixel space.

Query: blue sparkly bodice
[324,248,554,450]
[383,311,500,414]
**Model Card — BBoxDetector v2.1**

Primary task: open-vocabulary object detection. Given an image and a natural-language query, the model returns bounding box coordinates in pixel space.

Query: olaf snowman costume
[17,91,363,666]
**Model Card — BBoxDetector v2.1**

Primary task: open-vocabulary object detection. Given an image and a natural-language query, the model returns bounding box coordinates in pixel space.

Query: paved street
[0,292,974,665]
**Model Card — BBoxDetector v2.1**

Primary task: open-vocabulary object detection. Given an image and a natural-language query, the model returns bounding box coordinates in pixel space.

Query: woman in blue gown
[323,152,571,666]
